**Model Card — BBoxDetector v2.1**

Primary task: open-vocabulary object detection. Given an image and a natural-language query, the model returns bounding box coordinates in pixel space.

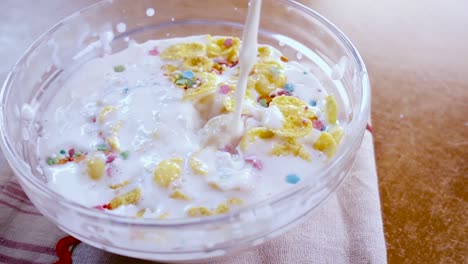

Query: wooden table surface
[1,1,466,263]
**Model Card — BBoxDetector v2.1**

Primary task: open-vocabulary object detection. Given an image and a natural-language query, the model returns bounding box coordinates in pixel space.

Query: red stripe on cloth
[0,253,47,264]
[366,123,373,134]
[0,200,42,216]
[0,237,55,256]
[8,181,21,188]
[5,184,29,200]
[54,236,81,264]
[1,192,33,205]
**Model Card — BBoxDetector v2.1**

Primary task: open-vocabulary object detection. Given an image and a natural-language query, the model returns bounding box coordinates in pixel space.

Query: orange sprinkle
[280,56,289,62]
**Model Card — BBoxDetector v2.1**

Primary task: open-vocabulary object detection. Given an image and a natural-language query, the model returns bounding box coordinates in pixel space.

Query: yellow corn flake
[227,198,244,205]
[109,180,130,190]
[160,42,206,60]
[208,182,222,191]
[189,154,208,176]
[158,212,170,220]
[107,136,120,152]
[271,137,311,161]
[258,46,271,59]
[86,156,106,180]
[328,126,344,144]
[182,72,217,101]
[170,189,190,201]
[249,60,287,96]
[153,158,184,188]
[112,121,122,135]
[240,127,275,151]
[136,209,146,218]
[162,64,179,75]
[222,89,256,113]
[215,203,230,214]
[206,36,241,62]
[182,56,214,72]
[313,132,337,158]
[187,206,213,217]
[325,95,338,124]
[98,106,117,124]
[270,96,315,137]
[108,188,141,210]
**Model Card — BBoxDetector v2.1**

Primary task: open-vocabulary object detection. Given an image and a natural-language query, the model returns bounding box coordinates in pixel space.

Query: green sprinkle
[59,149,66,155]
[97,143,109,151]
[121,151,130,160]
[74,151,82,157]
[46,157,55,165]
[258,99,268,107]
[175,78,188,86]
[114,65,126,72]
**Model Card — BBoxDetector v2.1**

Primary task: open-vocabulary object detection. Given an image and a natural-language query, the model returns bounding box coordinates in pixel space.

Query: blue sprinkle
[309,100,317,107]
[321,126,327,131]
[182,70,194,79]
[122,87,129,94]
[258,99,268,107]
[303,71,308,75]
[285,174,300,184]
[283,83,295,93]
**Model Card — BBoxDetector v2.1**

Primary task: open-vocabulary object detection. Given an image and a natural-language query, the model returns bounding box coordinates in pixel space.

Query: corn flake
[215,203,230,214]
[182,72,217,101]
[187,206,213,217]
[153,158,184,188]
[108,188,141,210]
[170,189,190,201]
[271,137,311,161]
[98,106,117,124]
[325,95,338,124]
[206,36,240,62]
[313,132,337,158]
[270,96,315,137]
[86,156,106,180]
[160,42,205,60]
[189,154,208,176]
[182,56,213,72]
[240,127,275,151]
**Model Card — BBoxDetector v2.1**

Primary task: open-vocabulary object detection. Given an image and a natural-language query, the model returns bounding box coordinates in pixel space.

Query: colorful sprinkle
[245,158,263,170]
[285,174,300,184]
[46,157,56,165]
[68,148,75,157]
[59,149,66,155]
[312,119,324,131]
[122,87,129,94]
[309,100,317,107]
[121,151,130,160]
[258,98,268,107]
[280,56,289,62]
[97,143,110,151]
[224,38,234,48]
[106,155,116,164]
[219,84,231,94]
[182,70,195,79]
[283,83,295,93]
[148,47,159,56]
[113,65,125,72]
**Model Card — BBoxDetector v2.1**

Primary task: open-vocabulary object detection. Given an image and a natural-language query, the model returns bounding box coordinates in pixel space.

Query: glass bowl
[0,0,370,262]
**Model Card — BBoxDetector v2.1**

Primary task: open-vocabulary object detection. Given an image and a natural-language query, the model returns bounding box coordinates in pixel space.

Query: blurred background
[1,0,467,263]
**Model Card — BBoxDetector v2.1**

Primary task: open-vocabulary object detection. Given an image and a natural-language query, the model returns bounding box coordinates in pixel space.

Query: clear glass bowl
[0,0,370,262]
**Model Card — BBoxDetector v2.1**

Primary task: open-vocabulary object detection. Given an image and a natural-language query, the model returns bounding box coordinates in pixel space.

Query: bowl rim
[0,0,370,227]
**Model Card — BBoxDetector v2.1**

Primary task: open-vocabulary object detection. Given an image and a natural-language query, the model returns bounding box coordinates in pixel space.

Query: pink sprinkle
[93,205,105,211]
[91,116,97,123]
[222,145,236,154]
[224,38,233,48]
[313,119,324,130]
[216,59,229,65]
[68,148,75,157]
[219,85,232,94]
[245,158,263,170]
[302,119,308,125]
[106,155,116,163]
[106,167,113,177]
[148,47,159,56]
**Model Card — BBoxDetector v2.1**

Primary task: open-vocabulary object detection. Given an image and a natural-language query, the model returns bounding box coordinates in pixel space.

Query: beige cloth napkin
[0,131,387,264]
